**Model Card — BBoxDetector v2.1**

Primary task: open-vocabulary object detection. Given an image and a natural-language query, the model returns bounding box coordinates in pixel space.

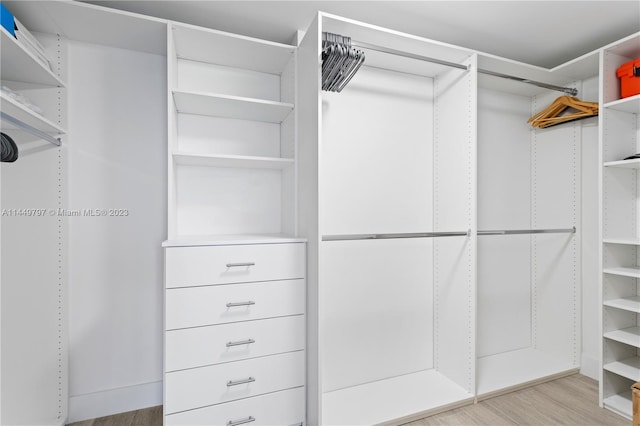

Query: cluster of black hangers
[321,32,365,93]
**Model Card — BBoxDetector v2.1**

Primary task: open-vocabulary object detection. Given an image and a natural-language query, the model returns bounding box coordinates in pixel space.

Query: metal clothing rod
[351,41,469,71]
[351,40,578,96]
[478,227,576,236]
[322,231,469,242]
[1,111,61,146]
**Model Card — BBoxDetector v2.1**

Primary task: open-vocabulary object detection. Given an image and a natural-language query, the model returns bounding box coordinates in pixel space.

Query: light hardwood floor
[67,374,629,426]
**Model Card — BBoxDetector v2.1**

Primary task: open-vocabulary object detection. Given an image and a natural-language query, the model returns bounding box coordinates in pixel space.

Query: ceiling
[84,1,639,69]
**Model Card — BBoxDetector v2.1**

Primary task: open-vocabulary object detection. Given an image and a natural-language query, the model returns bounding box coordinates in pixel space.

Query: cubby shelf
[172,90,294,123]
[603,267,640,278]
[604,94,640,114]
[173,152,294,169]
[603,327,640,348]
[604,297,640,313]
[0,26,63,87]
[603,238,640,245]
[603,158,640,168]
[172,23,296,75]
[604,392,633,417]
[1,92,66,135]
[604,357,640,381]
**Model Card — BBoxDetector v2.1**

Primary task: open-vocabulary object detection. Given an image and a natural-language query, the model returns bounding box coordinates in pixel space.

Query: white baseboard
[68,380,162,423]
[580,354,599,380]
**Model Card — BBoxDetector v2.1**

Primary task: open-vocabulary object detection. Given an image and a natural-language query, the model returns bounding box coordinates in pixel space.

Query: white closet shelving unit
[167,22,297,241]
[298,13,476,425]
[599,32,640,420]
[0,6,66,425]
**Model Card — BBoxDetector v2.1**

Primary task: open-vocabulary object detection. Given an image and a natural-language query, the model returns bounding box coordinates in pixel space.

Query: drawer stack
[164,242,306,425]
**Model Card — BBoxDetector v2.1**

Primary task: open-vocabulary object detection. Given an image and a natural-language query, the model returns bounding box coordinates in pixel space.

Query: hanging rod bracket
[1,112,61,146]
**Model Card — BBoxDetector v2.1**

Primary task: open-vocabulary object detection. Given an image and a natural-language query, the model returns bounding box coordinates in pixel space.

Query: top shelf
[0,26,64,88]
[172,22,296,75]
[604,94,640,114]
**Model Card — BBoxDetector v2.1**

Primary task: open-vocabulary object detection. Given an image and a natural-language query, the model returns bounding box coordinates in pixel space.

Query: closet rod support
[0,112,61,146]
[322,231,469,242]
[477,226,576,236]
[477,69,578,96]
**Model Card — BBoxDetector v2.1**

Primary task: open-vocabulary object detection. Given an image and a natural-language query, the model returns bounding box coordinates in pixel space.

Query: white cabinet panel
[166,279,305,330]
[164,351,305,414]
[165,315,305,371]
[166,243,305,288]
[165,387,305,426]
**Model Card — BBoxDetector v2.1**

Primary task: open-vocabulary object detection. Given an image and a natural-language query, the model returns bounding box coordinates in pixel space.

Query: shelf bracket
[1,111,61,146]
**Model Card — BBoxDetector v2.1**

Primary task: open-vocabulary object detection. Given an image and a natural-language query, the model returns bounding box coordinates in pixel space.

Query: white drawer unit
[163,240,306,425]
[165,243,305,288]
[165,279,305,330]
[165,387,305,426]
[165,350,305,414]
[165,315,305,371]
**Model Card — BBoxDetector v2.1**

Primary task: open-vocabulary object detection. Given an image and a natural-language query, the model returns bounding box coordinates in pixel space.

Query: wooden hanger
[528,96,598,128]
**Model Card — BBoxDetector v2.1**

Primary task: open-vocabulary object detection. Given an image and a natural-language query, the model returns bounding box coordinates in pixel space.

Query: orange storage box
[617,58,640,98]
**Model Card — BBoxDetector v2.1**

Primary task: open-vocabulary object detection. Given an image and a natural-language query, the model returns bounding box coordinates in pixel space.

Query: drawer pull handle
[227,416,255,426]
[227,377,255,387]
[226,338,256,347]
[226,301,255,308]
[226,262,255,268]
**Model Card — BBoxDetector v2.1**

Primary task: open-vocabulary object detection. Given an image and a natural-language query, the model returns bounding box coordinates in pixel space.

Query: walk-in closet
[1,1,639,426]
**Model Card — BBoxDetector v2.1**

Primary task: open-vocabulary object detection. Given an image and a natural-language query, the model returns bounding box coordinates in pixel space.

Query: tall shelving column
[599,33,640,420]
[167,22,297,241]
[0,13,67,425]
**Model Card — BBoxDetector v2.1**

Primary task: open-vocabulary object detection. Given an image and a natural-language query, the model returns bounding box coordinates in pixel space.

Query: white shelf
[604,296,640,313]
[172,23,295,75]
[1,93,65,135]
[603,267,640,279]
[477,347,577,397]
[173,152,294,169]
[604,327,640,348]
[162,234,306,248]
[603,238,640,245]
[172,90,293,123]
[603,391,632,419]
[604,94,640,114]
[321,369,473,426]
[604,158,640,168]
[604,357,640,381]
[0,26,63,87]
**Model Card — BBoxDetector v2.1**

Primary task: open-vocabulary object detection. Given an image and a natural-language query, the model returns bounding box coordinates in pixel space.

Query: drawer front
[165,387,305,426]
[166,243,305,288]
[165,279,304,330]
[165,351,305,414]
[166,315,305,372]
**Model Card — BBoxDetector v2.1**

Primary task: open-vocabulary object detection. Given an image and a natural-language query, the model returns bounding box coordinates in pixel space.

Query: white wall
[580,76,601,379]
[66,40,166,422]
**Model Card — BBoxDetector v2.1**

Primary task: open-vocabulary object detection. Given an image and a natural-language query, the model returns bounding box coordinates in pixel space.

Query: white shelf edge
[603,238,640,245]
[603,357,640,381]
[162,234,306,247]
[603,267,640,279]
[1,92,66,135]
[604,94,640,113]
[0,26,65,88]
[603,158,640,168]
[172,89,294,123]
[172,152,294,169]
[604,296,640,313]
[603,326,640,348]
